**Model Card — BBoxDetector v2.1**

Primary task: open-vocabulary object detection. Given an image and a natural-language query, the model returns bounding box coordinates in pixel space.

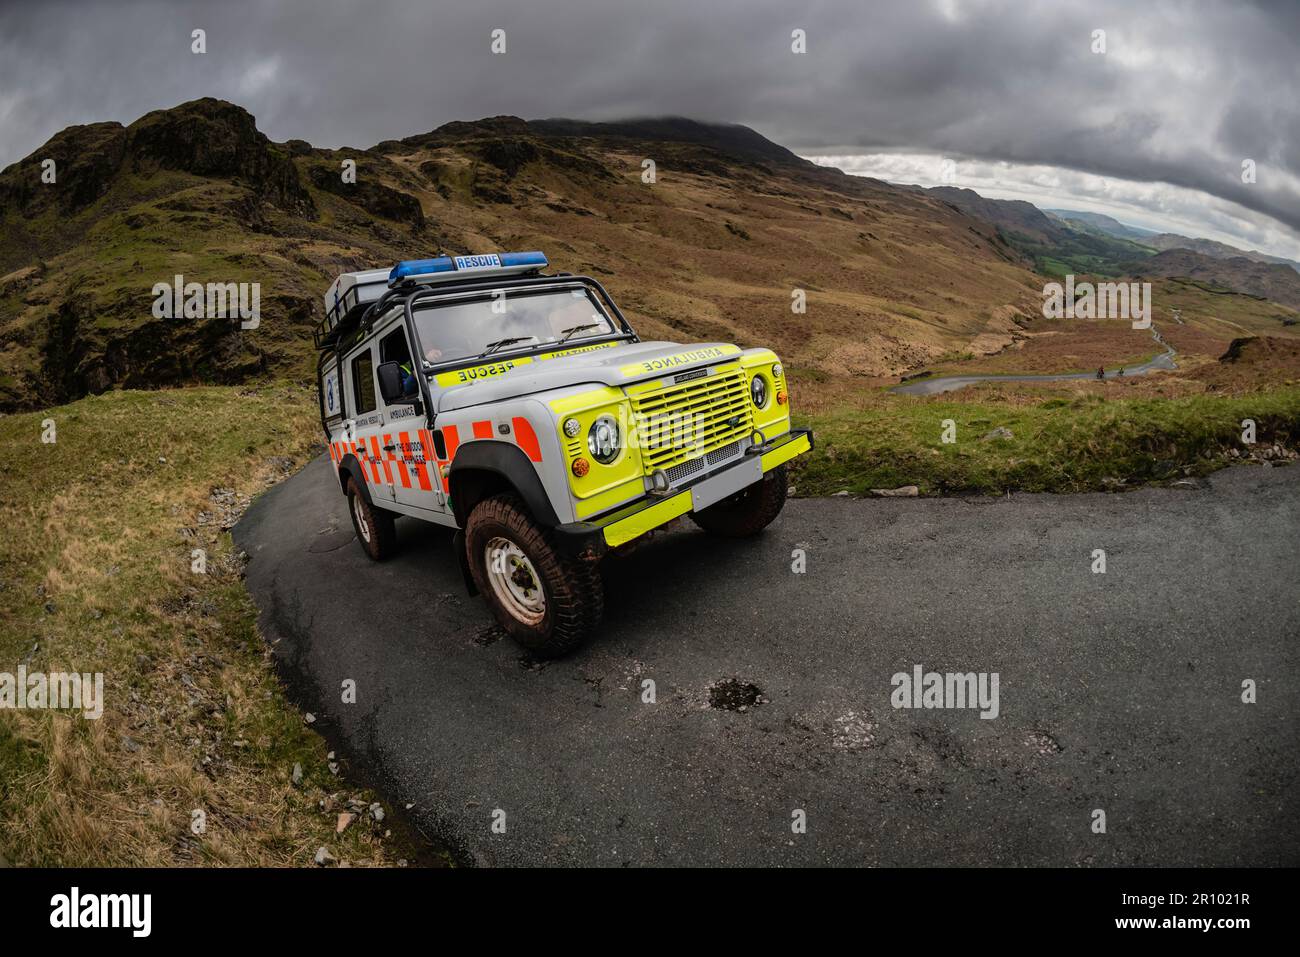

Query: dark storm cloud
[1,0,1297,245]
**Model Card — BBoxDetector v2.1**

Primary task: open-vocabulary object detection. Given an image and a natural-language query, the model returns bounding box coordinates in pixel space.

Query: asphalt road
[892,327,1176,395]
[234,457,1300,866]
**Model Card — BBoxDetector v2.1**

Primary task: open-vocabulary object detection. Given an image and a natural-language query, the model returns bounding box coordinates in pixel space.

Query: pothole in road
[709,678,765,712]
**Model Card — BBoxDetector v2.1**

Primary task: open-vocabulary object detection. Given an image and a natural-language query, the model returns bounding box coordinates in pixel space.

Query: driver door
[378,326,444,514]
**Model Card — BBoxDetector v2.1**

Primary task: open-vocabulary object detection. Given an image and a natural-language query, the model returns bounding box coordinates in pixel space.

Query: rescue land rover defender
[315,251,813,656]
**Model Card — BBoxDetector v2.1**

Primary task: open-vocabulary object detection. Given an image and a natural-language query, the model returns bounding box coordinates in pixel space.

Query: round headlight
[771,362,783,379]
[587,416,621,463]
[750,375,769,409]
[562,417,582,438]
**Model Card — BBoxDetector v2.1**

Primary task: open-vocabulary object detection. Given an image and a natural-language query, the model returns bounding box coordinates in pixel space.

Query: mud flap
[453,529,478,596]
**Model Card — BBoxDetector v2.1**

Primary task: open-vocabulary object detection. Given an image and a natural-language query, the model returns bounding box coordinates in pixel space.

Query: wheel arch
[338,455,376,506]
[448,440,561,528]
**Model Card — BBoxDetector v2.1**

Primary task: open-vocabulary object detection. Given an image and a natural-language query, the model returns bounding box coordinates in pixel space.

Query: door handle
[383,444,397,452]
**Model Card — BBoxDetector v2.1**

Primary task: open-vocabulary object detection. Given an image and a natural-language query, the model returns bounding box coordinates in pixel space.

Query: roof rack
[313,251,550,352]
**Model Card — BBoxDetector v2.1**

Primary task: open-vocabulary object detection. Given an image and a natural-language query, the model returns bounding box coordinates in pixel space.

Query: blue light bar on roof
[388,251,548,287]
[388,256,454,284]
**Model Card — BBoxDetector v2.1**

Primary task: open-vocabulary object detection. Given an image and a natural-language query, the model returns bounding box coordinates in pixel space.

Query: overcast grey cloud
[1,0,1297,256]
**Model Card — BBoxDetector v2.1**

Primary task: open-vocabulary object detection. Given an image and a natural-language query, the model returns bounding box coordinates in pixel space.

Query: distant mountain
[942,197,1300,290]
[527,117,811,169]
[930,188,1153,277]
[930,187,1063,243]
[1143,233,1300,273]
[1124,249,1300,310]
[1044,211,1300,274]
[376,115,811,171]
[1044,209,1156,241]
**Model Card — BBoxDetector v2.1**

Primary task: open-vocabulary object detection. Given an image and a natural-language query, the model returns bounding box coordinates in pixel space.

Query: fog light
[772,362,783,379]
[563,417,582,438]
[572,457,590,477]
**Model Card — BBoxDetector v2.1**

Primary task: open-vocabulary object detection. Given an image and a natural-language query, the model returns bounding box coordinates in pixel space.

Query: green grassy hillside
[0,385,438,866]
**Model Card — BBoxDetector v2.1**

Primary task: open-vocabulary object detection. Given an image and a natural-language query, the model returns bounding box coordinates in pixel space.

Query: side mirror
[376,361,412,405]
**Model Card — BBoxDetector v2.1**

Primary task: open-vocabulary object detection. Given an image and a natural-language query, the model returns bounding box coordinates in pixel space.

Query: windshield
[410,286,617,366]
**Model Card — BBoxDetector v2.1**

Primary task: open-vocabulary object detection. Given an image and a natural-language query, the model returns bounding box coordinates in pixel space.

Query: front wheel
[465,494,603,657]
[690,465,788,537]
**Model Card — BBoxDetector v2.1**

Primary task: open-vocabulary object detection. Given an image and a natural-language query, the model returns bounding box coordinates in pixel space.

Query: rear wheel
[465,494,602,657]
[346,477,398,561]
[690,464,788,537]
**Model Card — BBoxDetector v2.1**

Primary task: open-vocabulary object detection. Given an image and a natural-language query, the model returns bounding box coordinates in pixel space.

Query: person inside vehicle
[399,359,419,396]
[380,329,421,397]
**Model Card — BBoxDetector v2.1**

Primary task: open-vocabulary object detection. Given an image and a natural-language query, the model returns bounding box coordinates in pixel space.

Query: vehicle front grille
[630,368,753,475]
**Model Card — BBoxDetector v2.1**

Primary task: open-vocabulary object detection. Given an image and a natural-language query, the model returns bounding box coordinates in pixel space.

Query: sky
[1,0,1297,259]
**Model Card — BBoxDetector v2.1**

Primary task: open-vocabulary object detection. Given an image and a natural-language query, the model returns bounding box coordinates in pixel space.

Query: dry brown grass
[374,139,1046,379]
[0,384,423,866]
[924,318,1160,375]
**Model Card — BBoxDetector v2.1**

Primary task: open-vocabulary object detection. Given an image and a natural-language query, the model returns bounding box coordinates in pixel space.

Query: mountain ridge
[1126,249,1300,310]
[2,97,1296,414]
[1044,209,1157,241]
[0,97,1040,411]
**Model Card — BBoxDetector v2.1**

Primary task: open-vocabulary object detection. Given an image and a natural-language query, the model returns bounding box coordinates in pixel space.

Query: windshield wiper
[478,335,537,358]
[557,322,602,345]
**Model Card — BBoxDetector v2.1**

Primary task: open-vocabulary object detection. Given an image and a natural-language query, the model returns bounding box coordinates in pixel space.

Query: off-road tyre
[465,493,603,657]
[346,477,398,561]
[689,464,788,538]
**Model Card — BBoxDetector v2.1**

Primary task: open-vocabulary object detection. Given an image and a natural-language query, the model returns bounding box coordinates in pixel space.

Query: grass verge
[0,384,428,866]
[790,386,1300,496]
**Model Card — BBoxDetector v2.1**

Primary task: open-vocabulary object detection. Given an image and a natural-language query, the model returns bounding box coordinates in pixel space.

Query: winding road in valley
[892,325,1177,396]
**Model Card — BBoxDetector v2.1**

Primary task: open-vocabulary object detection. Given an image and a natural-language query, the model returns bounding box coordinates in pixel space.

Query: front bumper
[553,428,813,559]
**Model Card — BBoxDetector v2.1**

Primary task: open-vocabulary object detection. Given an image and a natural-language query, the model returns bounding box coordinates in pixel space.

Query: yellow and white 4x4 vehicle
[315,251,812,656]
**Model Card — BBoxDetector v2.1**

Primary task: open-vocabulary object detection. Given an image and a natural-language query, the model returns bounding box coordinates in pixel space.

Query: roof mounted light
[387,251,549,287]
[388,256,456,285]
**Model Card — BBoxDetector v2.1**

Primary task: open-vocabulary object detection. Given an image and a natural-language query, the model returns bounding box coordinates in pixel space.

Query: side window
[380,327,412,366]
[350,349,376,415]
[379,326,418,399]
